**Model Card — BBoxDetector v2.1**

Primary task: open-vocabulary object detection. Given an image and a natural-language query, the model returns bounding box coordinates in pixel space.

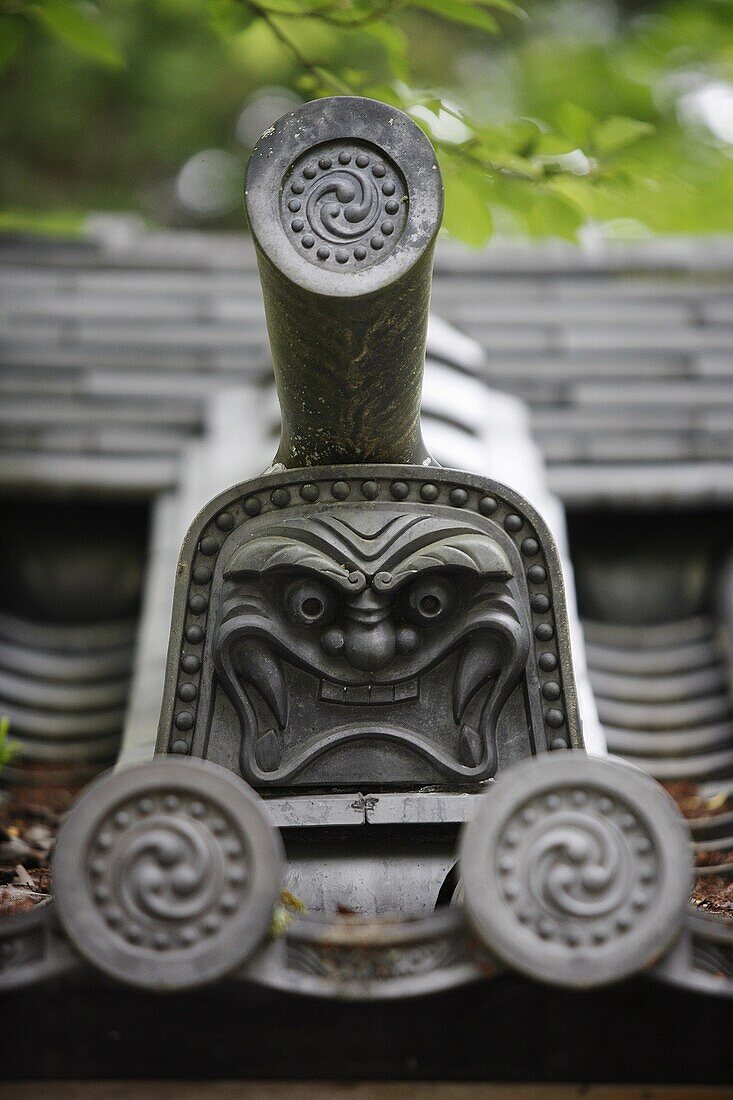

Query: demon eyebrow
[372,533,512,592]
[224,536,366,592]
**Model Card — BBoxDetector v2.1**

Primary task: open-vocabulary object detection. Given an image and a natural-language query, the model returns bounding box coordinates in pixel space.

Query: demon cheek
[395,625,419,655]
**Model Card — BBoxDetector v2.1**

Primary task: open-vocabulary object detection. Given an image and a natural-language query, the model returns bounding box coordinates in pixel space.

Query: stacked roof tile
[2,224,732,505]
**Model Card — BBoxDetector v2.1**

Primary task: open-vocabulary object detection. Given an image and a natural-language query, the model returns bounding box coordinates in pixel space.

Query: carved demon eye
[285,578,337,627]
[405,576,456,626]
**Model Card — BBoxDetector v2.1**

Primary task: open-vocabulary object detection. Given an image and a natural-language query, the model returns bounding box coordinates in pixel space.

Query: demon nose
[342,590,395,671]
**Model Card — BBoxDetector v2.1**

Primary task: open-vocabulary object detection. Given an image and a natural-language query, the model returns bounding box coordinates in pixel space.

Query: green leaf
[502,117,543,156]
[470,131,542,179]
[0,16,25,72]
[527,190,584,240]
[363,81,404,108]
[555,101,595,149]
[592,115,654,157]
[408,0,499,34]
[205,0,255,39]
[362,22,408,83]
[441,161,494,245]
[0,715,17,769]
[31,0,123,67]
[480,0,524,16]
[534,131,577,156]
[296,72,319,93]
[254,0,324,12]
[311,65,352,95]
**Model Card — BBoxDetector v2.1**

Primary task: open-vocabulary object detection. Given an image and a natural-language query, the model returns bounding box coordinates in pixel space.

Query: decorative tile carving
[53,757,283,990]
[281,140,408,267]
[461,752,694,987]
[157,469,582,788]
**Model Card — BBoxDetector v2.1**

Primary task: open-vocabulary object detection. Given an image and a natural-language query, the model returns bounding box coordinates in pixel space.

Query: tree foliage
[3,0,733,243]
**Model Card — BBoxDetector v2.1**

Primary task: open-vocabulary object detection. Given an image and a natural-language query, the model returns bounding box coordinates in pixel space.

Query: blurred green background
[3,0,733,243]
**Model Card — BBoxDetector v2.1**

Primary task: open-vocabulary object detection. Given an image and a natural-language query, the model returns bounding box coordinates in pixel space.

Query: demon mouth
[319,679,419,704]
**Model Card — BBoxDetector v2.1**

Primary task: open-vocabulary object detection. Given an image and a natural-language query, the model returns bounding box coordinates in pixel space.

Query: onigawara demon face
[157,471,580,790]
[211,503,533,788]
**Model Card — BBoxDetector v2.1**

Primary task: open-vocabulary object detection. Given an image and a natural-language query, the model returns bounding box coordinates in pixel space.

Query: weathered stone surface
[245,96,442,468]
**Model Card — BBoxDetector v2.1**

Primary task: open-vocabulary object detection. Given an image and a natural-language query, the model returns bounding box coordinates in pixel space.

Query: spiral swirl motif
[527,813,630,920]
[115,816,223,927]
[460,754,694,987]
[90,797,240,951]
[306,170,380,242]
[496,791,650,949]
[281,139,408,268]
[53,758,284,989]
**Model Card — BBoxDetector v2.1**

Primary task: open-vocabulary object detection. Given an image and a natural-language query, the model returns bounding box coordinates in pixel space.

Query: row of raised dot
[309,239,387,261]
[294,152,393,178]
[240,483,556,518]
[185,534,211,748]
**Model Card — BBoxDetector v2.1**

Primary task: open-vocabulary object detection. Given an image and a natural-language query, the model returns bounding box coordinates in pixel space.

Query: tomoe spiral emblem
[88,797,240,953]
[53,758,284,990]
[281,139,408,267]
[527,813,630,920]
[495,791,651,948]
[460,753,694,988]
[306,170,380,242]
[116,816,223,926]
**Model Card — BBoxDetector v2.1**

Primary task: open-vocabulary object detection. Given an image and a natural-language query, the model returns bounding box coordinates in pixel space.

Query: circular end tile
[460,752,693,988]
[54,757,284,990]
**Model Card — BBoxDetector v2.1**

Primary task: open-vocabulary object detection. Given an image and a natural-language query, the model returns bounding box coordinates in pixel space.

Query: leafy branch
[0,0,658,244]
[228,0,654,243]
[1,0,123,68]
